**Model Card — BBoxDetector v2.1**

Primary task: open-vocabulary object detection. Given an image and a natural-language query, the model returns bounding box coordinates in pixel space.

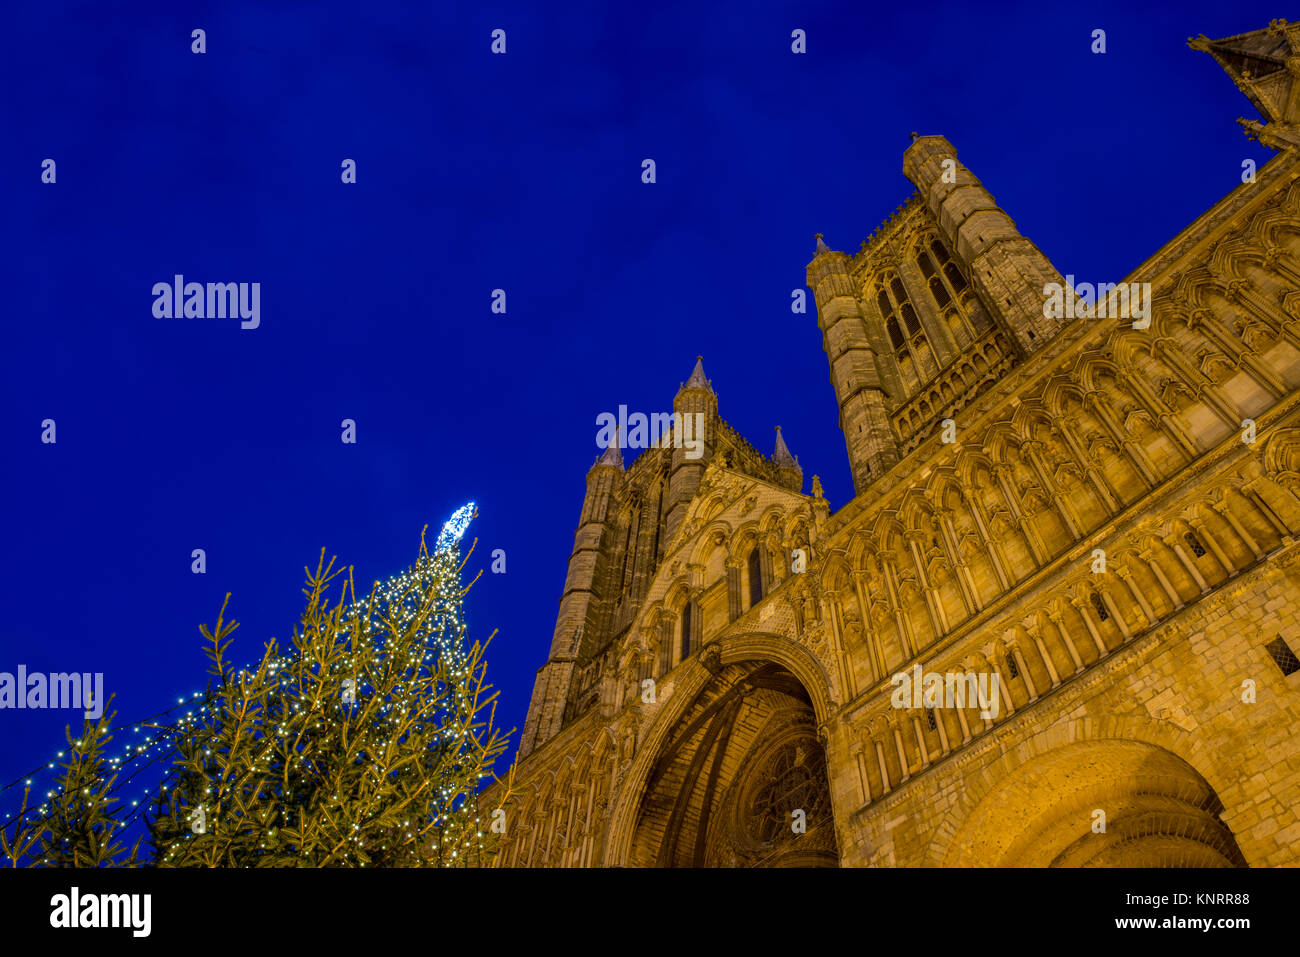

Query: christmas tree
[2,503,514,867]
[149,503,514,866]
[1,703,141,867]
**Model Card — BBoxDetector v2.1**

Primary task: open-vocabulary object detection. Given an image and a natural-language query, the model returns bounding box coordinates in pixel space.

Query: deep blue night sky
[0,1,1281,807]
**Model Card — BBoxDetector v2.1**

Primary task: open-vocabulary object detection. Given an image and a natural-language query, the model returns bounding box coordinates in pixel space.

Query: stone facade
[485,20,1300,867]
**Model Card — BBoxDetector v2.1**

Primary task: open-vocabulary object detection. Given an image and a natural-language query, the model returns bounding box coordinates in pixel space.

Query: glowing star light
[436,502,476,552]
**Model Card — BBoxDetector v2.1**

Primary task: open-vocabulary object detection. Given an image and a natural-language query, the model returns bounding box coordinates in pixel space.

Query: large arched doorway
[629,661,838,867]
[942,739,1246,867]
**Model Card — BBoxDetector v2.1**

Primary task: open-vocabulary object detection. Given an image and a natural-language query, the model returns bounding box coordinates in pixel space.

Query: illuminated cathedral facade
[486,20,1300,867]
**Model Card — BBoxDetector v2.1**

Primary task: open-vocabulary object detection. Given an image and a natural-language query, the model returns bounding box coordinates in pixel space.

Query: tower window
[918,251,937,280]
[901,303,921,336]
[680,602,692,660]
[887,317,905,349]
[748,546,764,608]
[930,239,951,265]
[1265,636,1300,676]
[1185,532,1207,558]
[1005,653,1020,679]
[890,277,908,305]
[942,261,967,292]
[1090,592,1110,622]
[925,707,937,731]
[928,277,951,309]
[619,515,636,600]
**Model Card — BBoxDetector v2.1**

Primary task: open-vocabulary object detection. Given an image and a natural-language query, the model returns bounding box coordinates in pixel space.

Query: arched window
[928,277,951,309]
[879,272,937,392]
[652,474,666,561]
[918,237,984,343]
[748,547,764,608]
[680,602,692,660]
[619,513,635,601]
[1090,592,1110,622]
[901,302,921,336]
[887,316,905,349]
[1185,532,1207,558]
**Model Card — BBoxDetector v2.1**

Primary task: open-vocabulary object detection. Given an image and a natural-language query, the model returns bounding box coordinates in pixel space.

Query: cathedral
[486,20,1300,867]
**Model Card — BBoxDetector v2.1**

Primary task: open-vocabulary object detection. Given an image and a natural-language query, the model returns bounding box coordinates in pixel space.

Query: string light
[2,502,509,868]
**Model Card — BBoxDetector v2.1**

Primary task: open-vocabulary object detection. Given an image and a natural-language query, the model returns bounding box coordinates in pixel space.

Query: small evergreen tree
[1,702,141,867]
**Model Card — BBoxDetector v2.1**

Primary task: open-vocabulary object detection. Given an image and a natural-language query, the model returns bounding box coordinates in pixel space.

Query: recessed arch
[933,717,1247,867]
[603,632,836,866]
[625,658,839,867]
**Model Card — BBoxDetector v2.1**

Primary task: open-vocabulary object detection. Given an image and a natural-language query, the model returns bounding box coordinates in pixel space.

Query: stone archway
[941,738,1246,867]
[626,660,839,867]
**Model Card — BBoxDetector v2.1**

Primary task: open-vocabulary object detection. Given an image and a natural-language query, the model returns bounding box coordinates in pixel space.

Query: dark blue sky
[0,1,1279,802]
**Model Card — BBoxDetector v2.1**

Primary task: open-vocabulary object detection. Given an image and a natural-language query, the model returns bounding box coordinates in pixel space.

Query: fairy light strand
[2,502,506,867]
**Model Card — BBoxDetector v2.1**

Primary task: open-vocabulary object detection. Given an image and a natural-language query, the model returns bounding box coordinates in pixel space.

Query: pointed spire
[681,355,713,392]
[1189,20,1299,125]
[814,233,831,255]
[596,427,624,469]
[772,425,798,467]
[772,426,802,493]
